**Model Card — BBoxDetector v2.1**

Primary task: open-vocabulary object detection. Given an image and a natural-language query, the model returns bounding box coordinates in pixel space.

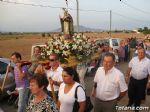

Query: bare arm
[48,77,62,87]
[125,67,132,83]
[57,100,61,110]
[147,75,150,89]
[125,67,132,77]
[117,91,127,101]
[53,80,63,86]
[91,82,97,97]
[6,63,13,79]
[78,101,86,112]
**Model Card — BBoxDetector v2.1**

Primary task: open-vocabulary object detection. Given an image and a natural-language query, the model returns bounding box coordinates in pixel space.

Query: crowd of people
[5,38,150,112]
[98,39,130,65]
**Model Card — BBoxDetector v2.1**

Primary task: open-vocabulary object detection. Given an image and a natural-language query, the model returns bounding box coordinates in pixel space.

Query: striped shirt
[14,65,29,88]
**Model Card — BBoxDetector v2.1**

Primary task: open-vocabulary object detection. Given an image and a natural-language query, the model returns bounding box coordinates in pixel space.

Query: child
[114,49,119,65]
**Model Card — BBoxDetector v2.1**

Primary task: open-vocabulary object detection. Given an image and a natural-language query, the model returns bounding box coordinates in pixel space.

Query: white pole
[76,0,79,32]
[110,10,112,37]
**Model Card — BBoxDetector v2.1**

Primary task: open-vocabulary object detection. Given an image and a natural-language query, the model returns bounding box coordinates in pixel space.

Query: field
[0,32,145,60]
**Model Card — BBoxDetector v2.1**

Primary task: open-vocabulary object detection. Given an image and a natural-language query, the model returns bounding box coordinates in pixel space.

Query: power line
[0,0,109,13]
[0,0,64,9]
[79,9,109,13]
[113,11,146,23]
[120,0,150,15]
[0,0,148,26]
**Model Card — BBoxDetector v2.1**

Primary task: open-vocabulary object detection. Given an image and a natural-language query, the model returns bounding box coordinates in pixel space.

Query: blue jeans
[18,88,29,112]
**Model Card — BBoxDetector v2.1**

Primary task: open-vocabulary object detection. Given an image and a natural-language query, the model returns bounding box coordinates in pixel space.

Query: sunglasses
[49,59,55,62]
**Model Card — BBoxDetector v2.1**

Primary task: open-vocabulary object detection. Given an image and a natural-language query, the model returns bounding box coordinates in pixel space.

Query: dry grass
[0,32,145,60]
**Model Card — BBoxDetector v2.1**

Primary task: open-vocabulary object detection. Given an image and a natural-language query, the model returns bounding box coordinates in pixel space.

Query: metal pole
[76,0,79,32]
[110,10,112,37]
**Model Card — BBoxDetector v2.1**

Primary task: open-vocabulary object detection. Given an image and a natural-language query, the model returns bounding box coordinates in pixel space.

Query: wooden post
[49,78,57,103]
[1,62,11,92]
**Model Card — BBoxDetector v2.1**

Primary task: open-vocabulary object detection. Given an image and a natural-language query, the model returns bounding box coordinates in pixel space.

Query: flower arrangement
[41,34,98,66]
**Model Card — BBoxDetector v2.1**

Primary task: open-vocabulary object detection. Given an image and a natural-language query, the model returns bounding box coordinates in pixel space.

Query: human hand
[125,75,129,84]
[16,62,21,68]
[49,77,54,85]
[34,64,44,74]
[91,88,96,98]
[147,82,150,89]
[7,63,11,72]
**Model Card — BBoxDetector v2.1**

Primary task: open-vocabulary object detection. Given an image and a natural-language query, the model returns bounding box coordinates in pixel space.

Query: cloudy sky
[0,0,150,32]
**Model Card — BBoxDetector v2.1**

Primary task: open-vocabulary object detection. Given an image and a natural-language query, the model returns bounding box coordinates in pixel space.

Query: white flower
[76,35,81,39]
[78,46,83,51]
[54,49,60,54]
[62,50,70,56]
[72,44,77,50]
[64,43,70,49]
[47,51,52,55]
[41,33,98,62]
[59,45,64,50]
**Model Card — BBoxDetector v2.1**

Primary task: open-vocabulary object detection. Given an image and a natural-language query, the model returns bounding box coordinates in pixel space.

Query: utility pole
[76,0,79,32]
[109,10,112,37]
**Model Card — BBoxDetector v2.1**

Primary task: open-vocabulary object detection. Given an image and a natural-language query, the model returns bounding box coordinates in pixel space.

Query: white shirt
[58,82,86,112]
[94,67,127,101]
[46,66,63,91]
[146,50,150,56]
[129,56,150,80]
[115,54,119,63]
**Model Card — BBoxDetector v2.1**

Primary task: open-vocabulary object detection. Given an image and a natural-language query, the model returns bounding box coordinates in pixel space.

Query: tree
[138,28,143,32]
[41,33,45,37]
[143,27,148,31]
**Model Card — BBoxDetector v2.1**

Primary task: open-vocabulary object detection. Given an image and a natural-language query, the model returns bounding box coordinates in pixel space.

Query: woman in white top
[58,67,86,112]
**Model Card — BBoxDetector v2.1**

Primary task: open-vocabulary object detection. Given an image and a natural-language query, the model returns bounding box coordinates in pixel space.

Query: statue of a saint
[59,8,74,37]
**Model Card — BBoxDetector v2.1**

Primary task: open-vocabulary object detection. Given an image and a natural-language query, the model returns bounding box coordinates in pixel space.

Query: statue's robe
[60,13,74,36]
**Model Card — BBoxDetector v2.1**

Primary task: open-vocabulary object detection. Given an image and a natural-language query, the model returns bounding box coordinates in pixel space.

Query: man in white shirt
[133,44,150,59]
[92,52,127,112]
[125,48,150,111]
[46,53,63,100]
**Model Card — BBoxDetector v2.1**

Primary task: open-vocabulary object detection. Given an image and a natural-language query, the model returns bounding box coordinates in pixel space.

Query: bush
[143,30,150,34]
[41,33,45,37]
[47,33,51,37]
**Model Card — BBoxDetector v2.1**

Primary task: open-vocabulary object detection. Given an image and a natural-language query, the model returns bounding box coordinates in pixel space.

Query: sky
[0,0,150,32]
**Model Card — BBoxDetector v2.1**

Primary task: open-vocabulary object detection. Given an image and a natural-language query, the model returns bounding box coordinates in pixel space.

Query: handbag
[72,85,93,112]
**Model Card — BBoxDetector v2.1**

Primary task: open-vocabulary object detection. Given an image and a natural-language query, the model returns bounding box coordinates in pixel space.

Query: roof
[0,58,15,67]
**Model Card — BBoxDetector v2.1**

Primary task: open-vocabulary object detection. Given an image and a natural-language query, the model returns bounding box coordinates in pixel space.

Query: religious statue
[59,8,74,38]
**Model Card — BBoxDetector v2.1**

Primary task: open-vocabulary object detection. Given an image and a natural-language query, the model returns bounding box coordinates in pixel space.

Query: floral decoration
[41,34,98,64]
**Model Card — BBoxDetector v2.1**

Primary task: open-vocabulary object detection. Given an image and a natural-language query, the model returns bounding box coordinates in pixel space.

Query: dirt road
[0,62,150,112]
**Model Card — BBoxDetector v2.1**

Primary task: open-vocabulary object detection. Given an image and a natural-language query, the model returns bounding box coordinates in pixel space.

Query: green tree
[138,28,143,32]
[41,33,45,37]
[143,27,148,31]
